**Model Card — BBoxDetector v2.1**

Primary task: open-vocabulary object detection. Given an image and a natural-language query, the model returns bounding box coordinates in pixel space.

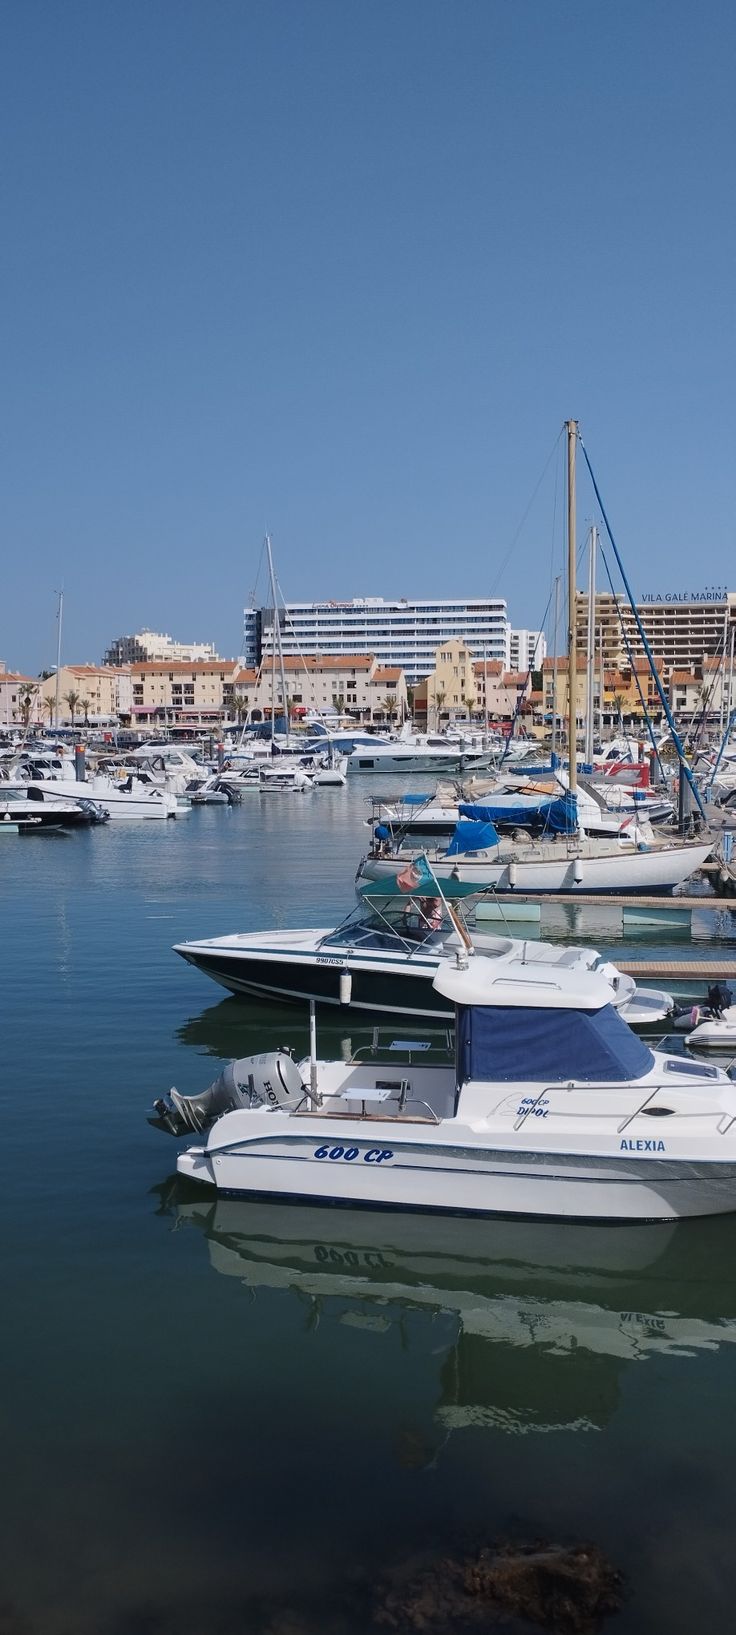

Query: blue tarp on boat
[458,789,578,836]
[456,1002,654,1083]
[446,819,500,855]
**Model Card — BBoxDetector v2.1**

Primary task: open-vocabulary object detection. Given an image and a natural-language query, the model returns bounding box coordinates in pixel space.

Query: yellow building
[39,664,131,725]
[426,640,478,726]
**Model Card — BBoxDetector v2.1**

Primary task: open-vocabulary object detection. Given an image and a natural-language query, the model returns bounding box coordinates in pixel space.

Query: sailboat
[358,422,712,896]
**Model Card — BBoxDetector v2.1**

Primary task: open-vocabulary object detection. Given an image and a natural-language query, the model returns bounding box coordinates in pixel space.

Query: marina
[3,0,734,1625]
[4,778,736,1632]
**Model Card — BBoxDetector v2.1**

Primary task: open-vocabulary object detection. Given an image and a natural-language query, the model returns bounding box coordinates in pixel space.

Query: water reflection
[156,1184,736,1449]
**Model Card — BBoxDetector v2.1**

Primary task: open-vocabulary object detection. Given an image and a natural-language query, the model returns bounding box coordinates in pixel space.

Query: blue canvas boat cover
[456,1002,654,1083]
[459,789,578,835]
[446,819,499,855]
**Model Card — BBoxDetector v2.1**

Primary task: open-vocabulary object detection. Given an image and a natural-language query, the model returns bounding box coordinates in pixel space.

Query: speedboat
[0,785,108,827]
[173,880,673,1025]
[150,951,736,1220]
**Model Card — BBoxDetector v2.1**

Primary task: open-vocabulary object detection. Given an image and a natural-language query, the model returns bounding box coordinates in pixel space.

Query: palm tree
[17,682,37,728]
[64,690,81,726]
[80,697,91,727]
[382,694,396,724]
[43,696,56,727]
[433,688,446,729]
[235,698,250,726]
[612,692,626,730]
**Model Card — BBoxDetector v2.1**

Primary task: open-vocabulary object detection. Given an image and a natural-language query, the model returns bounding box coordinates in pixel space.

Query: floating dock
[615,958,736,984]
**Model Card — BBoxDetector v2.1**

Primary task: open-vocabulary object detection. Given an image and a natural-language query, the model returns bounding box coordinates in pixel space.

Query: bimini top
[432,954,615,1011]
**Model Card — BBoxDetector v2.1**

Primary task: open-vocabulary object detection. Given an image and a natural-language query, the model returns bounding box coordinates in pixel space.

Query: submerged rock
[374,1539,623,1633]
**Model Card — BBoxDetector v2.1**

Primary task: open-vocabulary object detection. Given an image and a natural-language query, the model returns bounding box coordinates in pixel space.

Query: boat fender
[508,859,517,887]
[339,968,352,1005]
[690,1006,701,1028]
[573,857,584,884]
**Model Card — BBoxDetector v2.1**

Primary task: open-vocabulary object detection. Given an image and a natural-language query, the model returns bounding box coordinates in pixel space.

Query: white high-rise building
[257,597,509,685]
[508,627,547,672]
[104,629,220,666]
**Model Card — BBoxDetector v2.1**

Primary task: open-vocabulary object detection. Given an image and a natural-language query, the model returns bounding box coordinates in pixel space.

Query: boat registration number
[314,1145,394,1164]
[315,957,343,965]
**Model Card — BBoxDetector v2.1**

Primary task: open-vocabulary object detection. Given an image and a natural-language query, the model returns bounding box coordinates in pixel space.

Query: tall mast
[54,588,64,729]
[585,525,597,765]
[550,575,560,760]
[566,420,578,795]
[265,534,288,744]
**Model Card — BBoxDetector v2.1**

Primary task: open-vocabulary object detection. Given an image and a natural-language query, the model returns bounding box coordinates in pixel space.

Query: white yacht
[348,729,497,774]
[151,953,736,1221]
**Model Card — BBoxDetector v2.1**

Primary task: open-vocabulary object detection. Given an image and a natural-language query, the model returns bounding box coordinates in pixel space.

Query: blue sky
[2,0,734,672]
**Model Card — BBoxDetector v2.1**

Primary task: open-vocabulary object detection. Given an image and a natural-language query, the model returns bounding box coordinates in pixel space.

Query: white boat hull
[178,1119,736,1221]
[361,840,713,895]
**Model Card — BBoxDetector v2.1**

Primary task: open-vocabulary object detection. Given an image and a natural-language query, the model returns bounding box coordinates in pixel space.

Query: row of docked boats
[152,794,736,1222]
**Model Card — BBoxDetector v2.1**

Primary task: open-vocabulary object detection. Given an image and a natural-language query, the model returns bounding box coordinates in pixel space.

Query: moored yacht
[151,952,736,1221]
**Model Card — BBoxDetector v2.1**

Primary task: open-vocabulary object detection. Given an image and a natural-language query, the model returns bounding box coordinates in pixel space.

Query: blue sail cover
[446,820,500,855]
[456,1003,654,1083]
[459,789,578,836]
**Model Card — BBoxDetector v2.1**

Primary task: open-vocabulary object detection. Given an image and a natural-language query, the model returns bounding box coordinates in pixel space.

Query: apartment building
[234,655,408,722]
[0,665,39,726]
[39,665,132,724]
[128,661,240,727]
[508,627,546,672]
[575,593,736,680]
[105,629,220,666]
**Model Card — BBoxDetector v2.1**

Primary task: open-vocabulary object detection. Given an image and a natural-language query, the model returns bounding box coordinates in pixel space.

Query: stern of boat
[177,1146,216,1186]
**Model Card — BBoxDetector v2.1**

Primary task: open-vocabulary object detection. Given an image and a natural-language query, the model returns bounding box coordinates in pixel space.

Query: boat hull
[360,841,713,895]
[177,1126,736,1222]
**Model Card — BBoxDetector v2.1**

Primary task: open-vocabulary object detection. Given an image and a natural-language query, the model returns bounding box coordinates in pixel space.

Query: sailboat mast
[566,420,578,795]
[550,575,560,760]
[585,525,597,765]
[266,534,288,744]
[54,588,64,729]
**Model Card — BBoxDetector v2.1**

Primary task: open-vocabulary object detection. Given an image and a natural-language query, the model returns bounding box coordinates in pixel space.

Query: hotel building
[248,596,543,686]
[574,593,736,680]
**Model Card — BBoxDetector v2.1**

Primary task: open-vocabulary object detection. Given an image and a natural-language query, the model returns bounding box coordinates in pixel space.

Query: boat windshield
[318,901,449,955]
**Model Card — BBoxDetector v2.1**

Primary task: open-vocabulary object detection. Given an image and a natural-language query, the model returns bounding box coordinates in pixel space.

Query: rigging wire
[577,433,705,820]
[490,427,564,598]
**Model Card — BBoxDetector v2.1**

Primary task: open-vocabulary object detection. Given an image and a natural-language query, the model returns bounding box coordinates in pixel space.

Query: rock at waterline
[374,1539,623,1633]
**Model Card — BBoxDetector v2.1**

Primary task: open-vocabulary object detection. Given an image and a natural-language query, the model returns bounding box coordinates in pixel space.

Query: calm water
[2,783,736,1634]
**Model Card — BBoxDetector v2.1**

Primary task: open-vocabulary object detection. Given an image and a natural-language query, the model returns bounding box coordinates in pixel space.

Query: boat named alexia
[150,953,736,1222]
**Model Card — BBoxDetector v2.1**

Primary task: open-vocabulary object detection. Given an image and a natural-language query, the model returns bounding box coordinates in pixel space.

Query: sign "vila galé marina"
[640,588,728,604]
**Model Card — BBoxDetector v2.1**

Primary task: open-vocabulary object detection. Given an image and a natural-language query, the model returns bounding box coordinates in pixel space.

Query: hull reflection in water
[160,1186,736,1442]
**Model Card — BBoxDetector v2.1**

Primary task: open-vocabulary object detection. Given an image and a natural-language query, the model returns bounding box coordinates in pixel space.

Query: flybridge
[640,589,728,604]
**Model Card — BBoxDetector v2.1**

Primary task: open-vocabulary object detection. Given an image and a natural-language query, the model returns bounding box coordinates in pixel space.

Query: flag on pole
[396,854,435,893]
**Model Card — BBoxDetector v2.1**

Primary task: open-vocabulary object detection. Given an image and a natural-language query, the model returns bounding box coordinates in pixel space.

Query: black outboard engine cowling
[707,983,732,1018]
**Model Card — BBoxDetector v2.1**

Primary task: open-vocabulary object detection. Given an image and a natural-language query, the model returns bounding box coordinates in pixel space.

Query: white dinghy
[151,953,736,1221]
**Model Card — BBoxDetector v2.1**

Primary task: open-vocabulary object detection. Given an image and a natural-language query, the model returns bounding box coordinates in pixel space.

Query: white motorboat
[258,763,313,792]
[348,729,497,774]
[0,785,108,828]
[151,952,736,1220]
[174,882,673,1025]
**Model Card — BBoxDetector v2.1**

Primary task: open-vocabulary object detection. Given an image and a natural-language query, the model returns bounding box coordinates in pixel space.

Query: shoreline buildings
[104,629,221,666]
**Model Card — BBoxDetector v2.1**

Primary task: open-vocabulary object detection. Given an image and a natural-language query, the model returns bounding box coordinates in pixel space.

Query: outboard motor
[707,983,732,1019]
[149,1050,305,1136]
